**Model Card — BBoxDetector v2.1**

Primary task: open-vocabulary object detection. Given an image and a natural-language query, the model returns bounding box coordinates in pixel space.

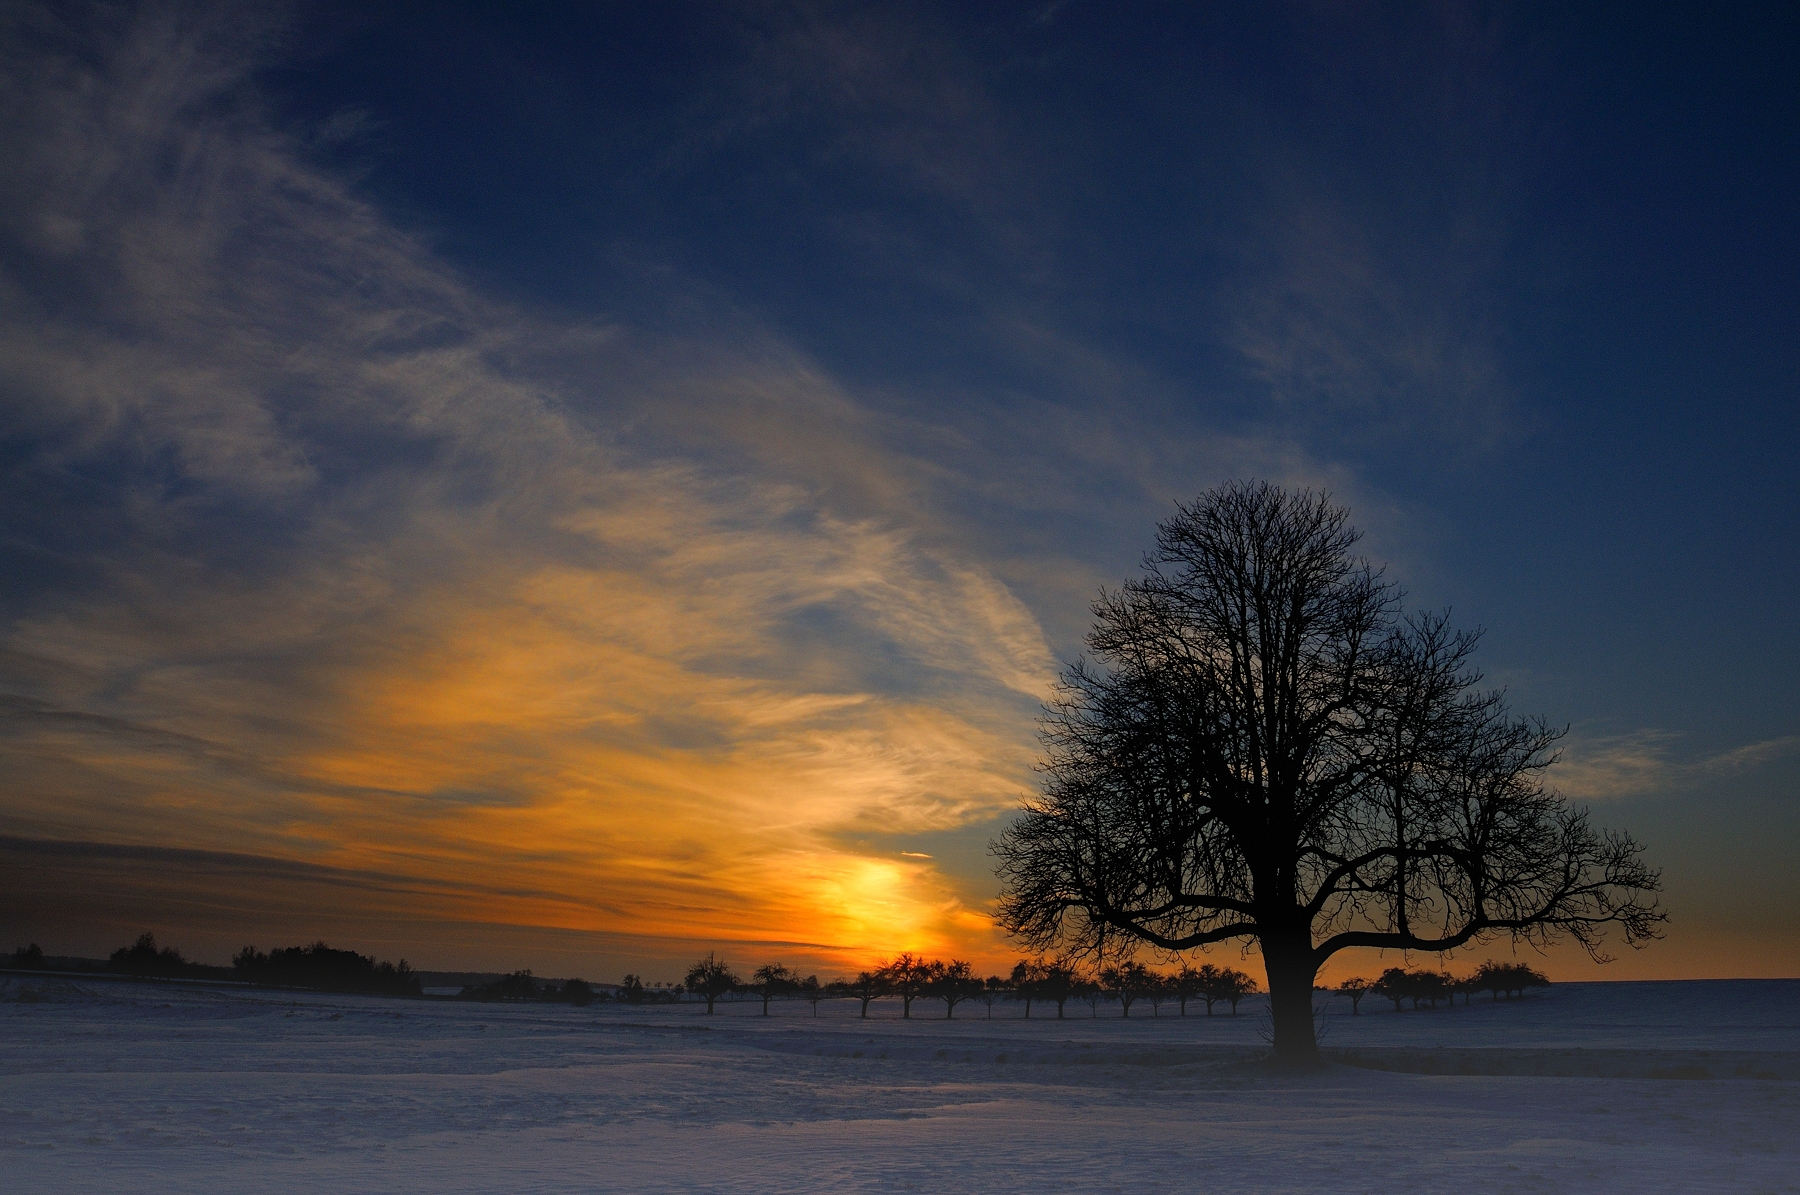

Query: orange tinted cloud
[0,8,1059,974]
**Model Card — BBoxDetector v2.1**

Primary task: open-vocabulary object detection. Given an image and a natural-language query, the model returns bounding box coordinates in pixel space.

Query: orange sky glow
[4,5,1797,989]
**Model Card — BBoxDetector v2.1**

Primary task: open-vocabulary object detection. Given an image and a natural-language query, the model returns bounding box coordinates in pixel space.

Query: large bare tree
[993,482,1664,1066]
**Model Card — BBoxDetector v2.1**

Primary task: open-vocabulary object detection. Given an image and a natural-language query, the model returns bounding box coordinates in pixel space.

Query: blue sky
[2,1,1795,980]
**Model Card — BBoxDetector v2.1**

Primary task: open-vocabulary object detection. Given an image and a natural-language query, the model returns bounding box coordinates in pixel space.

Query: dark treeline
[10,932,425,996]
[108,933,232,980]
[233,941,421,996]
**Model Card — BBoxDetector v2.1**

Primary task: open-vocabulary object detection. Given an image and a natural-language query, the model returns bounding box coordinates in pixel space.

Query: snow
[3,975,1797,1193]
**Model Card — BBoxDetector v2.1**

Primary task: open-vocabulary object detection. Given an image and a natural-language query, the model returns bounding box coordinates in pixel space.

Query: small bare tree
[1100,960,1154,1017]
[1372,967,1412,1012]
[1171,962,1204,1016]
[1144,971,1168,1017]
[931,960,983,1019]
[750,963,796,1015]
[877,954,934,1019]
[995,482,1664,1065]
[683,953,739,1015]
[1034,959,1079,1019]
[1209,966,1257,1015]
[980,975,1005,1018]
[838,970,886,1018]
[1009,959,1043,1018]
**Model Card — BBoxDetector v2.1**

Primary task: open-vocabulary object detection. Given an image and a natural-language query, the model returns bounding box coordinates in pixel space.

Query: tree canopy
[994,481,1664,1065]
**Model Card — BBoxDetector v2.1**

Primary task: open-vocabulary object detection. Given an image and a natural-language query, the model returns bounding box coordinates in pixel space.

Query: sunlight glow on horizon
[3,4,1796,985]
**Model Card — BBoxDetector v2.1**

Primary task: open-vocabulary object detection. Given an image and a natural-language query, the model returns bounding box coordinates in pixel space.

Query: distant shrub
[110,933,207,978]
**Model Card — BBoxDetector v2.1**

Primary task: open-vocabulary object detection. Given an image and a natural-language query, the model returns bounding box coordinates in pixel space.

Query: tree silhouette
[1032,959,1078,1019]
[877,954,934,1019]
[683,953,739,1014]
[1144,970,1169,1016]
[839,970,886,1018]
[798,974,826,1016]
[1170,962,1205,1016]
[1191,964,1226,1015]
[1076,971,1105,1018]
[113,932,197,977]
[234,941,418,995]
[1207,966,1257,1015]
[1009,959,1044,1018]
[1100,960,1154,1017]
[930,960,983,1019]
[1337,976,1371,1014]
[1373,967,1412,1012]
[980,975,1005,1018]
[750,963,797,1015]
[994,482,1664,1065]
[1473,960,1551,999]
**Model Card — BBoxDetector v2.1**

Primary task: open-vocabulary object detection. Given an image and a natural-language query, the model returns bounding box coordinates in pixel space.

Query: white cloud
[1554,730,1800,801]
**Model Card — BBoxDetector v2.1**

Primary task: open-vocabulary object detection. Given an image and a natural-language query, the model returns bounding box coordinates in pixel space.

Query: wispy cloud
[0,2,1056,965]
[0,1,1574,972]
[1554,730,1800,801]
[1222,5,1545,450]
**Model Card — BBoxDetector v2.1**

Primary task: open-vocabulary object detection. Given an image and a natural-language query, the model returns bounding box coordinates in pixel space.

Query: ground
[3,975,1796,1193]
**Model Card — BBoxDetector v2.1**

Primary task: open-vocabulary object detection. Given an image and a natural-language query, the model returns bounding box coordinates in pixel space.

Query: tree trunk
[1262,936,1322,1068]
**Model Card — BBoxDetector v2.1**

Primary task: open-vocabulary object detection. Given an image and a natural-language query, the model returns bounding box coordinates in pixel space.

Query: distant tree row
[21,936,1553,1021]
[678,952,1261,1019]
[675,953,1555,1020]
[1335,962,1551,1013]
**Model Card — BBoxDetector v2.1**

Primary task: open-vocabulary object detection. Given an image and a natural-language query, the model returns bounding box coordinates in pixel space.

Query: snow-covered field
[3,975,1796,1193]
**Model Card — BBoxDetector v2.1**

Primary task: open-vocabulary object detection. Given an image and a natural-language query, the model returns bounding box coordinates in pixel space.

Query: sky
[2,1,1796,985]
